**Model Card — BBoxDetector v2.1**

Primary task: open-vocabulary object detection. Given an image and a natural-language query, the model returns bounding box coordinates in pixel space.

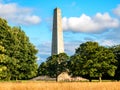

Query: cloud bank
[0,3,41,25]
[113,4,120,17]
[62,13,119,33]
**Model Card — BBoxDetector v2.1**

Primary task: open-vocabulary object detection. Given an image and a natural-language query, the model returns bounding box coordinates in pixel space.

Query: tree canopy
[68,41,117,81]
[0,18,38,80]
[111,45,120,80]
[1,18,119,82]
[38,53,69,79]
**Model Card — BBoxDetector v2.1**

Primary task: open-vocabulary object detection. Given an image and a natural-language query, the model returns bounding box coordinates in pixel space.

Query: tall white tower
[52,8,64,55]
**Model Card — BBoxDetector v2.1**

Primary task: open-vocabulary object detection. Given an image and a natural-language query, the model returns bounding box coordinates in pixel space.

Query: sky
[0,0,120,64]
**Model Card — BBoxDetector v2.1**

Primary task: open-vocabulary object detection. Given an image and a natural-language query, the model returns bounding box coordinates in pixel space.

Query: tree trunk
[56,77,58,82]
[99,76,102,82]
[89,78,92,82]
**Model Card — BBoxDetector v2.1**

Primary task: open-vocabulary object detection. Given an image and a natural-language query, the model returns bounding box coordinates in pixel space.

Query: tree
[38,62,49,76]
[38,53,69,80]
[0,44,7,80]
[0,18,38,80]
[111,45,120,80]
[10,27,38,80]
[69,41,117,82]
[68,54,83,76]
[0,18,13,80]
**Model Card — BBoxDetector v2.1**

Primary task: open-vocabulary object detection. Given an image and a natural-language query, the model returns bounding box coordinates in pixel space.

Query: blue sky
[0,0,120,64]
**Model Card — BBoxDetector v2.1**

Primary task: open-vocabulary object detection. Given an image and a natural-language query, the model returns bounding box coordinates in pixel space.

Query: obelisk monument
[52,8,64,55]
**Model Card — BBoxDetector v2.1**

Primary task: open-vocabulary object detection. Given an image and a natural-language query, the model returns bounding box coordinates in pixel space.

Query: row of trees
[38,42,120,82]
[1,17,120,82]
[0,18,38,80]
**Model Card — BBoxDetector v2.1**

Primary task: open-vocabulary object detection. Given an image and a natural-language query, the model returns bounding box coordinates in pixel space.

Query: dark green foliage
[38,62,49,76]
[0,18,38,80]
[10,27,38,80]
[69,41,117,81]
[38,53,69,78]
[0,44,8,80]
[111,45,120,80]
[68,54,83,76]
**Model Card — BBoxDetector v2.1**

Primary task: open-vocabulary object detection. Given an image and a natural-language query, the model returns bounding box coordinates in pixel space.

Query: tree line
[1,17,120,82]
[38,41,120,82]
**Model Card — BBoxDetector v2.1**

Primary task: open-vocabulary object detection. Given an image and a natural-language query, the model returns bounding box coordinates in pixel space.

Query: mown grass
[0,81,120,90]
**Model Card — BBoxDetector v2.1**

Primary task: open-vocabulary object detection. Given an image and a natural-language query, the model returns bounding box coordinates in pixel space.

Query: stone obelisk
[52,8,64,55]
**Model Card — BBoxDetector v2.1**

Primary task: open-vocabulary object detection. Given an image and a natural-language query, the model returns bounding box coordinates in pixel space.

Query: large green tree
[0,43,8,80]
[111,45,120,80]
[0,18,38,80]
[38,53,69,79]
[0,18,14,80]
[69,41,117,82]
[10,27,38,80]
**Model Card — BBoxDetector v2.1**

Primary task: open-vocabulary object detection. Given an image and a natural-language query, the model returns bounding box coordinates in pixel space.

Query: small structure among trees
[57,72,88,82]
[57,72,71,81]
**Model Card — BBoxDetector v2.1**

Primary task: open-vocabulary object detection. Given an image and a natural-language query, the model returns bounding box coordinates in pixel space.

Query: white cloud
[0,3,41,25]
[36,42,51,63]
[64,41,80,55]
[113,4,120,17]
[102,28,120,45]
[37,42,51,56]
[36,41,80,62]
[62,13,119,33]
[99,40,117,46]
